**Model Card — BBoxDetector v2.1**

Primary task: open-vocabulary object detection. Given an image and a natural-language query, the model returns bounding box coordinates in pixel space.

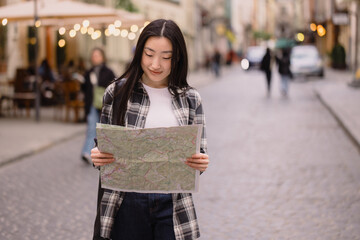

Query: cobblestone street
[1,66,359,239]
[194,67,360,240]
[0,134,98,240]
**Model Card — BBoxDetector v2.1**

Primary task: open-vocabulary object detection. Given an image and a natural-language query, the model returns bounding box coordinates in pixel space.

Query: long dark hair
[115,19,190,126]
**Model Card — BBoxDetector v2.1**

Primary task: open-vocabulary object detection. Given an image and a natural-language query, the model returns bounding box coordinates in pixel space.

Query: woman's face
[141,36,173,88]
[91,49,104,66]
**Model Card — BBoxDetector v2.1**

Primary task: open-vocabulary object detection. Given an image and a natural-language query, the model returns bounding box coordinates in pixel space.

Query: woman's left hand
[185,153,209,172]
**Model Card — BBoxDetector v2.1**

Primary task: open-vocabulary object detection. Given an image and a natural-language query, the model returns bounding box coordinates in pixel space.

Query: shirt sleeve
[100,82,116,124]
[192,90,207,155]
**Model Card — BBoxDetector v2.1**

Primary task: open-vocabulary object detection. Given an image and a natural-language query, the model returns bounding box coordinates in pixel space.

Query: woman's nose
[151,57,161,69]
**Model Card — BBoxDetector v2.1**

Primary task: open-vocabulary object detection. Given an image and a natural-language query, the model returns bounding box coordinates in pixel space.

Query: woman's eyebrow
[144,47,172,54]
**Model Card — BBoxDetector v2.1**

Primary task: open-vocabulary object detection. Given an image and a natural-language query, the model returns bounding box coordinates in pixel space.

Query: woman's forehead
[144,37,173,52]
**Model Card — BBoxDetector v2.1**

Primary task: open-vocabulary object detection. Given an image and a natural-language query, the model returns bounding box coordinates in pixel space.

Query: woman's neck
[141,75,168,88]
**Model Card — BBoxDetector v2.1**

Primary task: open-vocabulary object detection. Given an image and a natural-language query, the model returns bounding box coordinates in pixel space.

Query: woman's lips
[150,70,161,75]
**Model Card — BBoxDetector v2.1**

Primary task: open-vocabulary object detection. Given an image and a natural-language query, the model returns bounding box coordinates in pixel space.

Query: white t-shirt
[142,83,179,128]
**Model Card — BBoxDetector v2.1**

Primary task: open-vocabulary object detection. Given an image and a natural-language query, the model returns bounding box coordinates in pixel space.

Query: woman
[81,47,115,163]
[91,19,209,240]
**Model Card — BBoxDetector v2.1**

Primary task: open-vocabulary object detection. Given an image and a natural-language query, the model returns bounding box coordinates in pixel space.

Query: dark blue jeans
[111,192,176,240]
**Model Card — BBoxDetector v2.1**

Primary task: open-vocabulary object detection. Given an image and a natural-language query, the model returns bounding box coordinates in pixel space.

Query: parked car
[290,45,324,77]
[241,46,266,70]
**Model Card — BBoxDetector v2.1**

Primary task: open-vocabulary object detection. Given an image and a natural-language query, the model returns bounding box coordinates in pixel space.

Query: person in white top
[142,83,179,128]
[90,19,209,240]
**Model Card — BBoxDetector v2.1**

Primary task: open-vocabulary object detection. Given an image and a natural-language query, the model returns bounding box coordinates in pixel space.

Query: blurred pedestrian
[212,48,221,77]
[204,53,211,72]
[77,57,87,76]
[39,59,55,82]
[225,49,236,66]
[62,59,85,84]
[276,48,292,96]
[260,48,273,96]
[90,19,209,240]
[38,59,56,105]
[81,47,115,163]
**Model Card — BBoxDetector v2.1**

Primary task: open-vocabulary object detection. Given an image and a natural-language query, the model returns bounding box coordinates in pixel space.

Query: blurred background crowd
[0,0,359,121]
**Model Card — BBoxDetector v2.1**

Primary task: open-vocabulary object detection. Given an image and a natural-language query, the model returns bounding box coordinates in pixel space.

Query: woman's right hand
[91,147,115,166]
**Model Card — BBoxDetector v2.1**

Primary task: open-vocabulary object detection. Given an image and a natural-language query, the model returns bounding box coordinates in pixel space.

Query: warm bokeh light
[130,25,139,33]
[105,29,111,37]
[296,33,305,42]
[69,29,76,38]
[80,27,87,34]
[87,27,94,35]
[128,32,136,40]
[317,25,326,37]
[29,37,37,45]
[144,21,150,27]
[58,39,66,47]
[114,20,122,28]
[2,18,8,26]
[74,24,81,31]
[113,29,121,37]
[59,27,66,35]
[82,20,90,28]
[139,27,144,33]
[35,20,41,28]
[310,23,317,31]
[121,29,128,38]
[108,24,116,34]
[91,30,101,40]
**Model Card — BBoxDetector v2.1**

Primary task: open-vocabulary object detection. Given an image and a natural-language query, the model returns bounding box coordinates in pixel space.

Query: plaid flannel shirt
[98,79,207,239]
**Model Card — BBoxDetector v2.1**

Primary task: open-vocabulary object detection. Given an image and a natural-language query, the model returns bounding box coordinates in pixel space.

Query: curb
[0,129,85,168]
[314,89,360,155]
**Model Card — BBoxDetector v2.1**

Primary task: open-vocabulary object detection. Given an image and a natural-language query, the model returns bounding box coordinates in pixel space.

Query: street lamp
[34,0,40,122]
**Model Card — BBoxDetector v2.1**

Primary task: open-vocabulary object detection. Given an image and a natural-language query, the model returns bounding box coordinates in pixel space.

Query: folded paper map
[96,123,202,193]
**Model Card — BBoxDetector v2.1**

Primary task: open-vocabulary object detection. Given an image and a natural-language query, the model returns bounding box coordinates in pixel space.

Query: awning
[275,38,296,49]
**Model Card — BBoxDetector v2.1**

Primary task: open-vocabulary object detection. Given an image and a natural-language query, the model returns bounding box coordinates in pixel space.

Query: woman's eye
[145,53,153,57]
[163,56,172,60]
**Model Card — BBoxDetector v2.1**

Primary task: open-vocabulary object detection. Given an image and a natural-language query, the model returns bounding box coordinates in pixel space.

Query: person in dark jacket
[81,47,115,163]
[260,48,272,96]
[276,48,292,96]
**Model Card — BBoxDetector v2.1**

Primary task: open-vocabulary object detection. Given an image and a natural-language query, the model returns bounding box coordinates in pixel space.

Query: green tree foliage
[331,42,347,69]
[253,31,271,40]
[115,0,138,12]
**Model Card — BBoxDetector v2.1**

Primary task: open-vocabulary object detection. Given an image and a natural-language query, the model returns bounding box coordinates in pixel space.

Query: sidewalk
[312,68,360,150]
[0,108,86,166]
[0,65,358,167]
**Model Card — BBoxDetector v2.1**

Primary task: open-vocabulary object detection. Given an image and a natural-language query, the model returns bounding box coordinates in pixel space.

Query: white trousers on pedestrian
[82,106,99,156]
[280,75,290,94]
